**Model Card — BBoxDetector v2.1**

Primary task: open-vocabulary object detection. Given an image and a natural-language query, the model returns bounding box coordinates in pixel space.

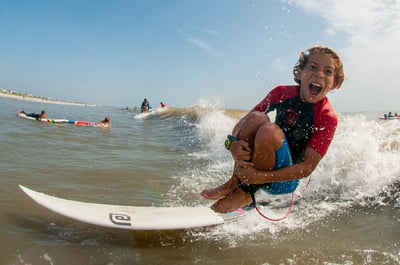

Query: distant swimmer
[19,109,46,120]
[95,116,111,128]
[74,116,111,128]
[141,98,150,113]
[382,112,400,120]
[160,101,167,108]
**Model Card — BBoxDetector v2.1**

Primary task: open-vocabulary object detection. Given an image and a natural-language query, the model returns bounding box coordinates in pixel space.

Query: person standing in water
[141,98,150,113]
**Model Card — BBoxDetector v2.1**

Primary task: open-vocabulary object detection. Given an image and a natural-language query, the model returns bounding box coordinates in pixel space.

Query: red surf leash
[250,177,312,222]
[250,192,294,222]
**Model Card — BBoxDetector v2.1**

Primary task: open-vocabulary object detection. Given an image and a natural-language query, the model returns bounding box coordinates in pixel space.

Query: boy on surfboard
[19,109,46,120]
[95,116,111,128]
[201,45,345,213]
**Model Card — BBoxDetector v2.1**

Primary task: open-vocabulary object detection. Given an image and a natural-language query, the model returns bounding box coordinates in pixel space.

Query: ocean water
[0,97,399,265]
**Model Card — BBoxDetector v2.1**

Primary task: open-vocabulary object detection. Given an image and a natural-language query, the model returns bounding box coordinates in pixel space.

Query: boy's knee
[257,123,285,148]
[247,111,269,122]
[244,112,270,130]
[258,122,279,136]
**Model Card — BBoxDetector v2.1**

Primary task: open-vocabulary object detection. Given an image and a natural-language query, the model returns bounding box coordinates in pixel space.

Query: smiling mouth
[309,83,322,96]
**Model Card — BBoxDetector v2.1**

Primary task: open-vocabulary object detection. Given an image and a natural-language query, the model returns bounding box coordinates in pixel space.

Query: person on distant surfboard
[141,98,150,113]
[201,45,346,213]
[95,116,111,128]
[19,109,46,120]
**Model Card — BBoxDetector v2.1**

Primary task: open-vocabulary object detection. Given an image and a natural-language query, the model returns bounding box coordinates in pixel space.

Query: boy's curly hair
[293,45,345,89]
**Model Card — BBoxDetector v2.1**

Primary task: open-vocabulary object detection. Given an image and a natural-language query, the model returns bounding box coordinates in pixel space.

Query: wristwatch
[224,134,237,150]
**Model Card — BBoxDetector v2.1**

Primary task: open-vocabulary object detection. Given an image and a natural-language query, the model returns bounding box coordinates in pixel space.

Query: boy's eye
[307,64,334,75]
[325,69,334,75]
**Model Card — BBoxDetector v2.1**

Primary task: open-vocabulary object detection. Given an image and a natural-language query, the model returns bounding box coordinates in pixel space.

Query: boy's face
[298,52,336,104]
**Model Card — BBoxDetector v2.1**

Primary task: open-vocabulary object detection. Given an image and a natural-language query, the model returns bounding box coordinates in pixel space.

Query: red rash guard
[253,85,338,164]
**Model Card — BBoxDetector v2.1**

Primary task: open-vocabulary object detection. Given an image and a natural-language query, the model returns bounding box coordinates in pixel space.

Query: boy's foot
[200,187,228,200]
[201,177,239,200]
[210,188,252,213]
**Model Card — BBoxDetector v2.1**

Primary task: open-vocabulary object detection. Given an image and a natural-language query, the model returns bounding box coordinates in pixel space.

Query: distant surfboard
[72,120,96,126]
[378,116,400,120]
[17,112,69,123]
[133,107,168,119]
[133,110,155,119]
[19,185,247,230]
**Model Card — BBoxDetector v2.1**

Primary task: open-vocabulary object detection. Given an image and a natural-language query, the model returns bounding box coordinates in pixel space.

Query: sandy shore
[0,91,94,106]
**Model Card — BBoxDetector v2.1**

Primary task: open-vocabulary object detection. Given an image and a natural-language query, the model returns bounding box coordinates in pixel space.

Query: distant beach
[0,88,95,106]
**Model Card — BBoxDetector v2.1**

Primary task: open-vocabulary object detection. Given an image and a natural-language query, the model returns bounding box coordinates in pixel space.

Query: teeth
[311,83,322,88]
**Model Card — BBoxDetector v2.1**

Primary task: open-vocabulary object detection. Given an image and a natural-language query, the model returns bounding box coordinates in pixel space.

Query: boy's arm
[235,147,322,184]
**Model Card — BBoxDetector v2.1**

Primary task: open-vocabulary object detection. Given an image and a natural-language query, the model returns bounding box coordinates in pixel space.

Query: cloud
[178,28,222,57]
[289,0,400,111]
[202,28,220,35]
[290,0,400,37]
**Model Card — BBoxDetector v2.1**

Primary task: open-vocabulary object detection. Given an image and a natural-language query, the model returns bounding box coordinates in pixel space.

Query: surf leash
[250,192,295,222]
[250,176,312,222]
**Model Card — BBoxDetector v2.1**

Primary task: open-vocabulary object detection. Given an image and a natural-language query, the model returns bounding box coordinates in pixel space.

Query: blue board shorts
[240,137,299,195]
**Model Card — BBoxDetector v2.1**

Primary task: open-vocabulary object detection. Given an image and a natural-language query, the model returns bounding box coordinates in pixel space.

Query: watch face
[228,135,237,142]
[225,139,230,149]
[225,135,236,150]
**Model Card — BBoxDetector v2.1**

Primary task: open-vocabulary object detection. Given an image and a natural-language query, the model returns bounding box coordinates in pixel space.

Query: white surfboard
[17,112,69,123]
[133,107,167,119]
[19,185,247,230]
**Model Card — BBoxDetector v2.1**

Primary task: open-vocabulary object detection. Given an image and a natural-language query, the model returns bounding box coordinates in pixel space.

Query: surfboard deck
[19,185,247,230]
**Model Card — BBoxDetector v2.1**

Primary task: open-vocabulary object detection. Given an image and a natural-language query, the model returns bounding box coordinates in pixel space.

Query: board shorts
[240,137,300,195]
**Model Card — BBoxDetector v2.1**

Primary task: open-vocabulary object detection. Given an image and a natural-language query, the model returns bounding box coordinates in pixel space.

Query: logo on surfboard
[109,213,132,226]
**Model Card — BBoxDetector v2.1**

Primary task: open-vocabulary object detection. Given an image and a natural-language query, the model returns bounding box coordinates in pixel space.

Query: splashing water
[169,107,400,242]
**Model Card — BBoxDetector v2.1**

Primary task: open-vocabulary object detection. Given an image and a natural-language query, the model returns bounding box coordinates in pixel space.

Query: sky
[1,0,399,112]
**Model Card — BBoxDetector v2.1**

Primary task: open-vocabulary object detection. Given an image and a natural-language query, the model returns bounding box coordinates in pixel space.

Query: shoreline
[0,90,95,107]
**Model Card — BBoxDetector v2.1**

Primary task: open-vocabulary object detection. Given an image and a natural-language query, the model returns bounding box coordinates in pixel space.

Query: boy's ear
[332,80,341,90]
[294,68,302,82]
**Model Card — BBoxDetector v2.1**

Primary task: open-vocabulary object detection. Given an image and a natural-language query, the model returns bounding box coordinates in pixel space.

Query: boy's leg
[210,122,285,213]
[201,112,270,200]
[251,122,284,171]
[200,171,240,200]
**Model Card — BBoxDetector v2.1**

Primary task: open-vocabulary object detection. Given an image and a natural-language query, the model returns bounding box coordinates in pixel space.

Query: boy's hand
[234,160,255,184]
[229,140,252,161]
